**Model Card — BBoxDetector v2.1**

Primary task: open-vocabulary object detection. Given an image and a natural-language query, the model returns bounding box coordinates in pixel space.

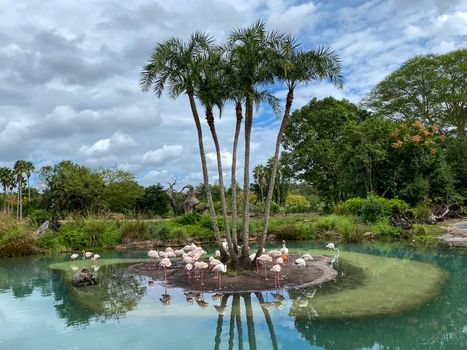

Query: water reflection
[211,292,282,350]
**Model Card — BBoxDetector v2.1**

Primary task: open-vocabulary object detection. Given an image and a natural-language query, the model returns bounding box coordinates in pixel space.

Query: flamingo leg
[163,267,167,284]
[264,264,268,280]
[201,269,204,286]
[218,274,222,289]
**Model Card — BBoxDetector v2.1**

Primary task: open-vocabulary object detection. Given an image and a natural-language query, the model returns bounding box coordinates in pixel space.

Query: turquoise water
[0,243,465,350]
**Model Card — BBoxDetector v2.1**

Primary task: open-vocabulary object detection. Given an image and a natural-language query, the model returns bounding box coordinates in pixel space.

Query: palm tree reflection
[212,292,281,350]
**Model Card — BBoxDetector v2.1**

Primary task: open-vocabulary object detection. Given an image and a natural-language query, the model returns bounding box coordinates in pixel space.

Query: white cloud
[141,144,184,165]
[79,131,137,157]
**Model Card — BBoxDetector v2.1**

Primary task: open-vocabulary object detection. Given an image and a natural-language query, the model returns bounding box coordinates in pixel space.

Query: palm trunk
[231,102,243,254]
[206,108,237,264]
[27,176,31,201]
[258,89,294,254]
[188,92,226,255]
[241,96,253,262]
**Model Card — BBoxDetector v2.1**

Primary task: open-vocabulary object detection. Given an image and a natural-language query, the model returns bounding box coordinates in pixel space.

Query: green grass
[289,248,447,319]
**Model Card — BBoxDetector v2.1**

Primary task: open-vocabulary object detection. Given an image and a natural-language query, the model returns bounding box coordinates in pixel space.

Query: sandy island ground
[127,254,338,292]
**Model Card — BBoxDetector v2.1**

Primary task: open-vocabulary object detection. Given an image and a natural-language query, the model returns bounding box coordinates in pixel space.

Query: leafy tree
[282,97,367,203]
[363,48,466,137]
[0,167,14,213]
[41,161,104,215]
[136,184,170,216]
[103,181,144,213]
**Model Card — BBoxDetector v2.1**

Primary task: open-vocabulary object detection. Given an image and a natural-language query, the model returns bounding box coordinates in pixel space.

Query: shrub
[360,196,385,222]
[372,219,402,239]
[199,214,224,231]
[120,221,148,243]
[285,194,310,213]
[36,231,61,250]
[413,203,432,223]
[28,209,50,226]
[59,222,91,250]
[269,223,312,240]
[177,212,201,225]
[341,195,410,222]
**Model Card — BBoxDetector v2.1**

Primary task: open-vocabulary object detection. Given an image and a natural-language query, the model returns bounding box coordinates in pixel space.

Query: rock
[35,220,49,236]
[438,221,467,247]
[363,231,375,239]
[72,268,98,286]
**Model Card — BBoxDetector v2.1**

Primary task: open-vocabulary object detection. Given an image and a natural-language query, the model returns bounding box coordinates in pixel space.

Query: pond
[0,242,465,350]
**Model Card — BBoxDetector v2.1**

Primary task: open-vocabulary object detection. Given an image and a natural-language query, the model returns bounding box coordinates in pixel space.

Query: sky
[0,0,466,188]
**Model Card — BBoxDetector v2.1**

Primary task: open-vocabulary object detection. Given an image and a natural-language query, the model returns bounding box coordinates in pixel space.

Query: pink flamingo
[185,263,193,283]
[257,254,273,280]
[194,261,209,285]
[212,263,227,289]
[159,257,172,284]
[271,264,281,288]
[147,250,159,270]
[209,256,222,278]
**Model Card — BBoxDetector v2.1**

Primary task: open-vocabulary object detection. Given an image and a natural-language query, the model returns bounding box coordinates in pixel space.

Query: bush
[36,231,61,250]
[199,214,224,231]
[360,196,385,222]
[28,209,50,226]
[120,221,148,243]
[372,219,402,239]
[269,223,312,240]
[177,212,201,225]
[59,222,91,250]
[285,194,311,213]
[413,203,432,223]
[340,195,409,222]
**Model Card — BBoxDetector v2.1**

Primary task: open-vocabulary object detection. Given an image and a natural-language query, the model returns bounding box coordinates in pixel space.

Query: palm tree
[258,37,343,255]
[228,21,283,263]
[253,164,267,203]
[14,160,27,219]
[24,161,35,201]
[0,167,13,213]
[140,33,227,256]
[196,48,238,262]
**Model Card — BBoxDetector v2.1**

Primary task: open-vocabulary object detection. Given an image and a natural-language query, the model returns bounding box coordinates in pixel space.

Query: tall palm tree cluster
[141,21,343,268]
[0,160,34,219]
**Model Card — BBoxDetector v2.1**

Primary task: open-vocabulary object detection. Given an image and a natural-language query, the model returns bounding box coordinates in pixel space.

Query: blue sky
[0,0,465,188]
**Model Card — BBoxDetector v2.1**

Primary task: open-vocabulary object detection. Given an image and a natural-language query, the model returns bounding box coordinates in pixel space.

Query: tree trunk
[258,89,294,255]
[243,293,257,349]
[27,176,31,201]
[241,95,253,263]
[188,93,226,256]
[230,102,243,254]
[206,108,238,264]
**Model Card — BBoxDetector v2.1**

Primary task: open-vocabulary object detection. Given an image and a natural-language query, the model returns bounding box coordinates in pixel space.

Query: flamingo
[165,247,174,252]
[215,250,221,257]
[159,257,172,284]
[257,254,273,280]
[174,249,184,256]
[147,250,159,269]
[271,264,281,288]
[82,251,93,259]
[212,263,227,289]
[185,263,193,282]
[280,240,289,261]
[91,254,100,261]
[165,251,176,258]
[294,257,306,267]
[302,253,313,261]
[268,249,282,259]
[70,253,79,260]
[160,286,171,306]
[326,242,339,254]
[209,256,222,278]
[221,239,228,251]
[194,261,208,285]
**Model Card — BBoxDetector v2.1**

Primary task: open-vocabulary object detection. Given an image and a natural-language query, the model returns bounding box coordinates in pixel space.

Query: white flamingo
[174,249,184,256]
[271,264,281,288]
[82,251,93,259]
[326,243,339,255]
[302,253,313,261]
[268,249,282,259]
[215,250,221,257]
[70,253,79,260]
[294,258,306,267]
[91,254,100,261]
[159,257,172,284]
[212,263,227,289]
[209,256,222,277]
[280,240,289,258]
